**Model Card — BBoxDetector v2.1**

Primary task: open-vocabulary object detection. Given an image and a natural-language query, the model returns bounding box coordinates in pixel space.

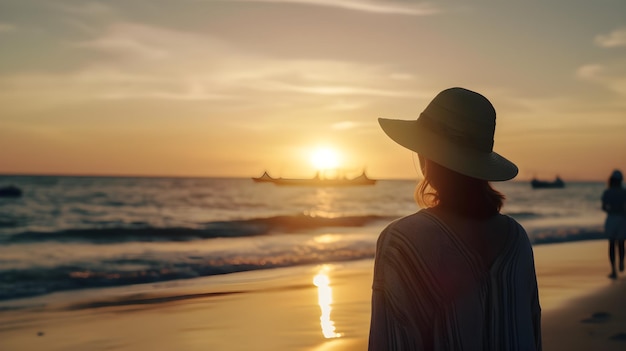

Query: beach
[1,239,625,351]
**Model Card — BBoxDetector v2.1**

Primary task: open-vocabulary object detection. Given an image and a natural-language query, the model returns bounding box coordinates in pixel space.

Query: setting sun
[311,147,341,170]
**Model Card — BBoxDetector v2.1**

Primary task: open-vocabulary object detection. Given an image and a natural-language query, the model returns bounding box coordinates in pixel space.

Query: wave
[528,226,605,245]
[0,219,18,228]
[5,214,390,244]
[0,222,609,302]
[0,247,376,301]
[66,291,249,310]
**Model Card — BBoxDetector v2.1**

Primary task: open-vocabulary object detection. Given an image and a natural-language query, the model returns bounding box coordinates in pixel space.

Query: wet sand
[1,240,625,350]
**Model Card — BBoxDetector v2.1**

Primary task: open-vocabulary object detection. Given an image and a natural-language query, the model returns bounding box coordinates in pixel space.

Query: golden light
[313,266,342,339]
[313,234,340,244]
[310,147,340,170]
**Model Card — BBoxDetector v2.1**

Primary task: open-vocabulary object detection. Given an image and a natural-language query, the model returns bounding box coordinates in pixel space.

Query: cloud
[51,1,118,34]
[56,1,115,15]
[213,0,441,15]
[594,27,626,48]
[576,64,604,80]
[0,22,16,33]
[326,102,364,111]
[604,76,626,97]
[331,121,359,129]
[256,81,416,97]
[1,22,420,108]
[76,35,170,60]
[71,23,424,99]
[576,63,626,97]
[390,73,414,81]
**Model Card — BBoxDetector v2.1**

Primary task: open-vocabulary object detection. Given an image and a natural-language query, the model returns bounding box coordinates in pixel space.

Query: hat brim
[378,118,518,181]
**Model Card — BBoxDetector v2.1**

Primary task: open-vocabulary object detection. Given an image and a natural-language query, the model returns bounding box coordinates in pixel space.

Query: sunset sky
[1,0,625,180]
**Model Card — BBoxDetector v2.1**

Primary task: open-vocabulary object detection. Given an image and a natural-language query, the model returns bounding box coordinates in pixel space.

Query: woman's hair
[415,158,504,219]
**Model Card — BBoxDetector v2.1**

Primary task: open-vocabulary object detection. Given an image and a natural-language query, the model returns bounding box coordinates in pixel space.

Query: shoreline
[1,240,626,350]
[534,240,626,350]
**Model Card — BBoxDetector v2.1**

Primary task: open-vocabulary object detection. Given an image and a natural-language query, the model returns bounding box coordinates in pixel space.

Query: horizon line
[0,172,605,182]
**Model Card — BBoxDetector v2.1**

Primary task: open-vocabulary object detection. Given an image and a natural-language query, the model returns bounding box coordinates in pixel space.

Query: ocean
[0,175,607,302]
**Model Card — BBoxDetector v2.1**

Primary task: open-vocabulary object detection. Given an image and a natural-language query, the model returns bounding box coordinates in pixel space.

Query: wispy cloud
[594,27,626,48]
[326,102,365,111]
[76,36,170,60]
[577,63,626,97]
[331,121,359,129]
[53,1,117,34]
[2,22,419,106]
[389,73,415,80]
[576,64,604,80]
[0,22,16,33]
[213,0,441,15]
[100,90,234,101]
[257,81,416,97]
[56,1,115,15]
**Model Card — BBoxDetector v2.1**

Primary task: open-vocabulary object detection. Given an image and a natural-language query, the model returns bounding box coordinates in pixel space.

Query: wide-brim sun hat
[378,87,518,181]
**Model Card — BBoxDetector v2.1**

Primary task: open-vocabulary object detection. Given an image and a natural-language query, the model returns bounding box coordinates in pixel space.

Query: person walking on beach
[369,88,541,350]
[602,169,626,279]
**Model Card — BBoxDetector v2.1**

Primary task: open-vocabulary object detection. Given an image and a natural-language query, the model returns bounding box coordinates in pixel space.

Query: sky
[1,0,625,180]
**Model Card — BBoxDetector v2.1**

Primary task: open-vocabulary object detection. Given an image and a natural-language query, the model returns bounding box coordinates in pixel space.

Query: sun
[311,147,341,170]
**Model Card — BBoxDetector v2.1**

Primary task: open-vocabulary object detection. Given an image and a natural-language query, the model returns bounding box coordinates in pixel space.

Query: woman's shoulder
[502,214,527,231]
[382,210,442,234]
[500,214,535,252]
[377,210,447,248]
[603,187,626,196]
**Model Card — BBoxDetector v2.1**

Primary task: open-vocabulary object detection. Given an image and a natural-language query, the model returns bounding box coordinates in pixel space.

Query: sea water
[0,175,606,301]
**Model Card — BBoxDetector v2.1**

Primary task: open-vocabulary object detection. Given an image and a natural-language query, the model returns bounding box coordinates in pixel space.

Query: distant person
[369,88,541,350]
[602,169,626,279]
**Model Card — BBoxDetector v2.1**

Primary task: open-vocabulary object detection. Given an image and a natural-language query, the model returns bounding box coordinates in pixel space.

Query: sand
[1,240,625,351]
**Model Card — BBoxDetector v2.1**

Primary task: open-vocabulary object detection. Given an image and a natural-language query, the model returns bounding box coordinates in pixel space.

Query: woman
[369,88,541,350]
[602,169,626,279]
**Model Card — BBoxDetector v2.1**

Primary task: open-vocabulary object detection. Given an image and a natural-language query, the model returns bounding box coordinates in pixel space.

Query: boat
[252,171,377,186]
[252,171,275,183]
[531,176,565,189]
[0,185,23,197]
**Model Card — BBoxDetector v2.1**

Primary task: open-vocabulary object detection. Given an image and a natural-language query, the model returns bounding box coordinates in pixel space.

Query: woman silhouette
[369,88,541,350]
[602,169,626,279]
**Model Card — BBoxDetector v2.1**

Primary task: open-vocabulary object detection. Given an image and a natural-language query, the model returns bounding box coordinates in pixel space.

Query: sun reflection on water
[313,266,342,339]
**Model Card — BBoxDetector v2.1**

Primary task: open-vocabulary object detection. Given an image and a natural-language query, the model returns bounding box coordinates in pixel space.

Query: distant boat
[531,176,565,189]
[252,171,377,186]
[252,171,275,183]
[0,185,23,197]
